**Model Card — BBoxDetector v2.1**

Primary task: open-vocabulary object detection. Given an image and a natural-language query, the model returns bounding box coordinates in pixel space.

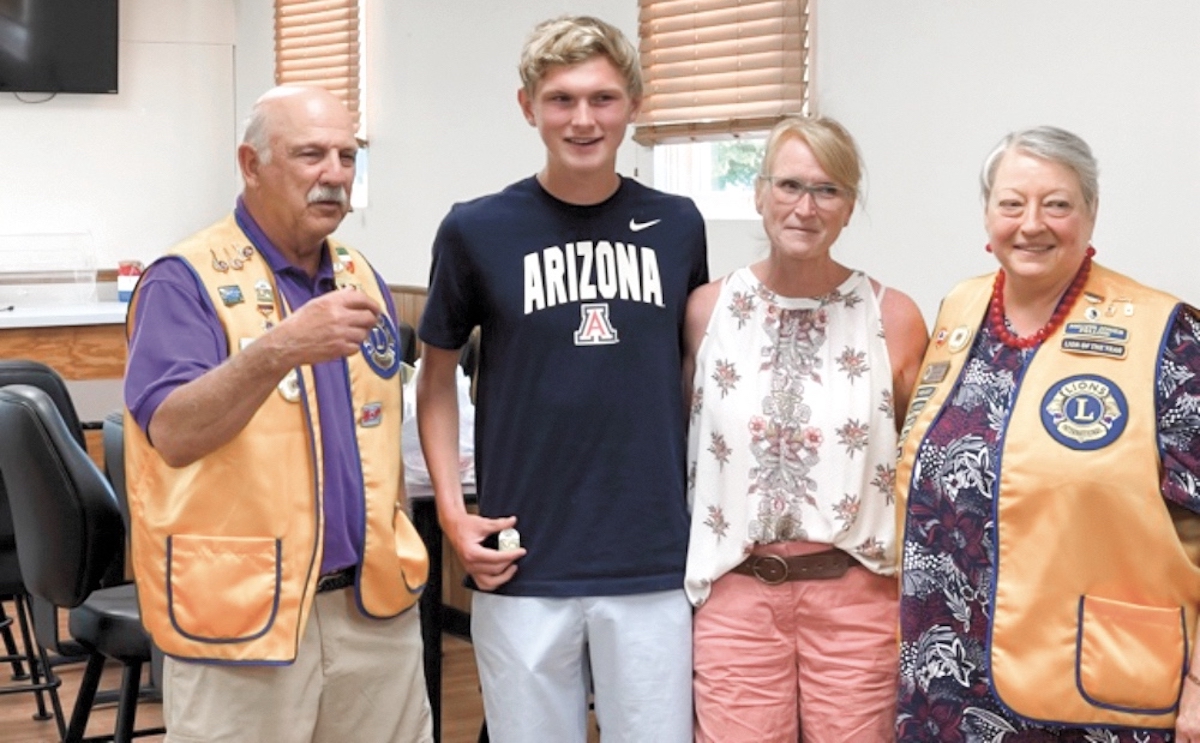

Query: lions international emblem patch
[361,314,401,379]
[1040,375,1128,450]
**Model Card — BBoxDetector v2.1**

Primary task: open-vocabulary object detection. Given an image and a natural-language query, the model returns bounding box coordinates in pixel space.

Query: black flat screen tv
[0,0,119,94]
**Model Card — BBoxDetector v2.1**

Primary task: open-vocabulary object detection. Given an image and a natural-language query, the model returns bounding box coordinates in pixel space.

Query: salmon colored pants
[693,541,899,743]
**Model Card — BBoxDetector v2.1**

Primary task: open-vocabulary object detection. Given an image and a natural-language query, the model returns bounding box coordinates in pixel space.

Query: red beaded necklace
[987,246,1096,349]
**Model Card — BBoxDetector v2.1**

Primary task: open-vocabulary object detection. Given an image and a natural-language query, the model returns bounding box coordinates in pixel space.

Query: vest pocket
[1076,594,1185,713]
[393,508,429,593]
[167,534,281,643]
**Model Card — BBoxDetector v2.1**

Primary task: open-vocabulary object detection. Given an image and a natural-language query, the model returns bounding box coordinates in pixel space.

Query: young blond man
[417,16,708,743]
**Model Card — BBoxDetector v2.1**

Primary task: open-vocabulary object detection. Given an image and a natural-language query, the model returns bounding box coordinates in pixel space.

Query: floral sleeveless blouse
[685,268,898,605]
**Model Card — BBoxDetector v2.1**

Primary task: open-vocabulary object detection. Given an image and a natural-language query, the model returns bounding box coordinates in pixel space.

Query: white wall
[230,1,773,289]
[234,0,641,288]
[235,1,1200,317]
[0,0,236,269]
[813,0,1200,320]
[331,2,765,288]
[7,1,1197,322]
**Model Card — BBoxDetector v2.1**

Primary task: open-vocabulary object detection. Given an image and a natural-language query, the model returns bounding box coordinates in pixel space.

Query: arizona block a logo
[574,303,619,346]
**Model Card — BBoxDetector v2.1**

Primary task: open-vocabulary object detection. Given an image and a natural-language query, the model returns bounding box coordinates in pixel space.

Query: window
[651,138,766,219]
[636,0,810,218]
[275,0,368,207]
[274,0,363,134]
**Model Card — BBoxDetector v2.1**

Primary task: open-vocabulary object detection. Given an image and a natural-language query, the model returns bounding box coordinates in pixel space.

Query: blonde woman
[684,116,927,742]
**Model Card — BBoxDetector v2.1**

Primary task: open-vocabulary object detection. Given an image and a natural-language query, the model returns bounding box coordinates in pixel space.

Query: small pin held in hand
[498,528,521,552]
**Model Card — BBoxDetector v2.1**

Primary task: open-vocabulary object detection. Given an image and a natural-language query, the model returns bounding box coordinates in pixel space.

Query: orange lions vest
[897,263,1200,729]
[125,215,428,663]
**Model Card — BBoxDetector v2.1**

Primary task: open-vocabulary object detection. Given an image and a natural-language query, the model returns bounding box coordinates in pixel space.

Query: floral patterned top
[684,268,899,605]
[896,306,1200,742]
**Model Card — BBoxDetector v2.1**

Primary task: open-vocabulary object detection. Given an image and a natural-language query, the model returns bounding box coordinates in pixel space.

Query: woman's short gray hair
[980,126,1099,214]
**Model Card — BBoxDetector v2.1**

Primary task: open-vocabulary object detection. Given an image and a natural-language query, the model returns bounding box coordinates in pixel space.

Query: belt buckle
[317,566,355,593]
[751,554,789,585]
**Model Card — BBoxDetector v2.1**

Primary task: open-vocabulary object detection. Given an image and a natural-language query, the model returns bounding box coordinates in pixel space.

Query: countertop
[0,302,128,330]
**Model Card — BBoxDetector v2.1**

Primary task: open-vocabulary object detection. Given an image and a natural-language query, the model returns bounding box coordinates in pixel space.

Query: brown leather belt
[731,549,854,584]
[316,565,357,593]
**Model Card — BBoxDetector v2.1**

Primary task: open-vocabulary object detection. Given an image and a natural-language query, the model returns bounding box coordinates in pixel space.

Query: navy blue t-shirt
[420,176,709,596]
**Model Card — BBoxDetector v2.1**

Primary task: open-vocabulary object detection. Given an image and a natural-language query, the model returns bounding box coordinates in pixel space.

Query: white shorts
[471,589,693,743]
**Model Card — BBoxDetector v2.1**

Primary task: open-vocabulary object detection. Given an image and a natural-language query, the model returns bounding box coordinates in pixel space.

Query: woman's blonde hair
[758,116,864,200]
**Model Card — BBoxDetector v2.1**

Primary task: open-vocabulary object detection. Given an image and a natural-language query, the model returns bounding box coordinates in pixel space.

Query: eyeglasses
[760,176,848,207]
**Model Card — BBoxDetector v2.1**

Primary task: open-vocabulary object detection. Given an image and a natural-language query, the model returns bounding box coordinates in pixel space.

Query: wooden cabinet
[0,307,127,468]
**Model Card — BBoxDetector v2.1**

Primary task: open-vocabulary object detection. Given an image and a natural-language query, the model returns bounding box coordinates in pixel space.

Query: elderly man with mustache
[123,86,432,743]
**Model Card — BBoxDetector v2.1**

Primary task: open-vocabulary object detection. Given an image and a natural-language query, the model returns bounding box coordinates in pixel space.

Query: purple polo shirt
[125,199,396,575]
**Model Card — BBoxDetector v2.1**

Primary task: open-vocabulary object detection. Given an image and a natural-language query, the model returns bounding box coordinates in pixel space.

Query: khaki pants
[163,587,431,743]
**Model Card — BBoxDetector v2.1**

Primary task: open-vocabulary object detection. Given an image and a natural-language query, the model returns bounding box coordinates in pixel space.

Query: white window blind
[274,0,362,134]
[635,0,808,145]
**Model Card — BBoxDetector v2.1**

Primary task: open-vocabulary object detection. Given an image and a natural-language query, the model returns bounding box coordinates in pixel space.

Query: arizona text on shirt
[523,240,665,313]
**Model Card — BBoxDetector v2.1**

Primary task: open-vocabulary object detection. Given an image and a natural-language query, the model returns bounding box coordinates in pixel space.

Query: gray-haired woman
[895,126,1200,741]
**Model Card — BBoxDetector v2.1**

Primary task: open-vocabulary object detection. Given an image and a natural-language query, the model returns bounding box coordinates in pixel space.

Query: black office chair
[0,597,29,683]
[102,410,164,697]
[0,384,164,742]
[0,505,63,733]
[0,359,98,735]
[398,318,418,366]
[102,411,130,534]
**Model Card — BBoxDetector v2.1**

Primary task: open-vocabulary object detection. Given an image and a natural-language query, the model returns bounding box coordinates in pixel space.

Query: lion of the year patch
[1040,375,1129,450]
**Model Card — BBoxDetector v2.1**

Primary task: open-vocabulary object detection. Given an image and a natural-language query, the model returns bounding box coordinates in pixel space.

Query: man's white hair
[241,86,311,164]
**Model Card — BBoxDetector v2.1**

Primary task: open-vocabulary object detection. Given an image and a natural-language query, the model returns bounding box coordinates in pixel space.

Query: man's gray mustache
[307,185,349,206]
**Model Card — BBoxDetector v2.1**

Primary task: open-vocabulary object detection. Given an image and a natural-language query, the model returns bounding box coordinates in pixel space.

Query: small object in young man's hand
[497,528,521,552]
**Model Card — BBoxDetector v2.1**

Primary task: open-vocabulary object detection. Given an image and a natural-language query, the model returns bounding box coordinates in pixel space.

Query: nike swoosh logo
[629,218,661,232]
